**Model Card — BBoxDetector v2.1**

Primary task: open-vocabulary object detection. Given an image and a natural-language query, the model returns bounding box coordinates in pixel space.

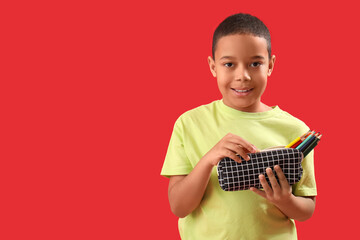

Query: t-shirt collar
[218,99,280,119]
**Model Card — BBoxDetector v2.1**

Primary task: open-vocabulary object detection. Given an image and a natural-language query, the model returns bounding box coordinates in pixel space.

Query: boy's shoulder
[274,108,310,134]
[276,108,307,124]
[177,100,219,121]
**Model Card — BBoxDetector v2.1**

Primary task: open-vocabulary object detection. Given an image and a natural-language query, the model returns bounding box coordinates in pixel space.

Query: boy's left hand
[250,165,292,206]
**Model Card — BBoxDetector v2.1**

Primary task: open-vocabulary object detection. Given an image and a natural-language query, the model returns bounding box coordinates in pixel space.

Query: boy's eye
[250,62,262,67]
[224,63,233,67]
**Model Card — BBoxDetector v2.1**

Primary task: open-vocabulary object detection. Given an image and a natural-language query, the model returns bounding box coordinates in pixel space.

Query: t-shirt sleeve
[160,118,193,178]
[292,150,317,196]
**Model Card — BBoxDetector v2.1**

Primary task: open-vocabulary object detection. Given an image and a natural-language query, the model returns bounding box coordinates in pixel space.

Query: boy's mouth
[231,88,254,96]
[232,88,253,93]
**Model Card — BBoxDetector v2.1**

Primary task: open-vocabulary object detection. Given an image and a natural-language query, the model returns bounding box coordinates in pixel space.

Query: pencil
[303,134,322,158]
[286,130,310,148]
[285,137,301,148]
[298,133,318,152]
[296,131,315,150]
[291,131,312,148]
[291,140,302,149]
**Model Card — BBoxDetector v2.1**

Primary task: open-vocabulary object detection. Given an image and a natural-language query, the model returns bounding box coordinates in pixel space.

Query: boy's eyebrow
[250,55,266,60]
[219,55,266,60]
[219,56,235,60]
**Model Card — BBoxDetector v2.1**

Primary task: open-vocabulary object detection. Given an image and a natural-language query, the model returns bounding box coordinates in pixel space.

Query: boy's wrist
[273,194,315,221]
[200,153,218,168]
[273,193,296,209]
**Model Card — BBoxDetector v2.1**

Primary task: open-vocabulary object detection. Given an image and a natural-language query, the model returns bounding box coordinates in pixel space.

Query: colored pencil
[303,134,322,158]
[285,137,301,148]
[296,131,315,150]
[285,130,310,148]
[298,132,319,152]
[291,140,302,149]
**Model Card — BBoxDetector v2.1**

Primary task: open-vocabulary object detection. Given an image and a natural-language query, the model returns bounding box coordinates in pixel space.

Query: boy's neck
[257,103,273,112]
[223,100,272,113]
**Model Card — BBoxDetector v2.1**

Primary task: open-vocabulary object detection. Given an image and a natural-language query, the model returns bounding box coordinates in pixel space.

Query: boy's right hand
[203,133,259,166]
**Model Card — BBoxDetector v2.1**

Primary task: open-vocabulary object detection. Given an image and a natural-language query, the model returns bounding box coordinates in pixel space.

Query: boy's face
[208,34,275,112]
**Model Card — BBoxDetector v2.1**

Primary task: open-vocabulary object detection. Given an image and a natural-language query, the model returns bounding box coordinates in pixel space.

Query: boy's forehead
[215,34,268,60]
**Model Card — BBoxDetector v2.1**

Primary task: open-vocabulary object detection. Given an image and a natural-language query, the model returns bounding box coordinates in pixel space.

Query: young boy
[161,13,316,239]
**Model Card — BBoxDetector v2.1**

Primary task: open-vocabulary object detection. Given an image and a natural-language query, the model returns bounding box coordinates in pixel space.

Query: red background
[1,0,359,239]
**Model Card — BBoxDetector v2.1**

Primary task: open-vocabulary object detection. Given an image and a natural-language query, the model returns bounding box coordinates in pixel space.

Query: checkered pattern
[217,148,303,191]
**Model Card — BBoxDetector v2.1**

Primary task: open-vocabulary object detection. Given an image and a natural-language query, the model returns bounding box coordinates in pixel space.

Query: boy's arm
[250,166,316,222]
[168,133,257,218]
[168,156,213,218]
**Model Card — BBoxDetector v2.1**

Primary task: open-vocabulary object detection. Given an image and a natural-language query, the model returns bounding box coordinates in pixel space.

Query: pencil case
[217,148,303,191]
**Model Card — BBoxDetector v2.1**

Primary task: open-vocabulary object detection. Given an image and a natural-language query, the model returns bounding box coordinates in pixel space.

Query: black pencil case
[217,148,303,191]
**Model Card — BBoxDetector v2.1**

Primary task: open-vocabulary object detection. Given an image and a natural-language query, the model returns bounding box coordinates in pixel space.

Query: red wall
[2,0,358,239]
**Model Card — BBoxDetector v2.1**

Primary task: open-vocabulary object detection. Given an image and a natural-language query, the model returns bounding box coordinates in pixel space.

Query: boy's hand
[202,133,258,166]
[250,165,292,206]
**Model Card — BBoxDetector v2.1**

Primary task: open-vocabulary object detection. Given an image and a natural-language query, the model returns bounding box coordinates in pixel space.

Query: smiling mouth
[232,88,253,93]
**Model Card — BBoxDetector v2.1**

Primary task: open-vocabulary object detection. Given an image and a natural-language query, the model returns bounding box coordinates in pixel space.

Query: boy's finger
[251,144,260,153]
[235,144,251,161]
[274,165,289,187]
[228,134,257,153]
[266,168,280,192]
[226,143,250,161]
[259,174,272,194]
[250,187,266,198]
[229,152,242,163]
[239,140,258,153]
[223,148,242,163]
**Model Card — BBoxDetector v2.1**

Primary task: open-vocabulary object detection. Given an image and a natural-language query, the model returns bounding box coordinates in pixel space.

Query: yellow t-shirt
[161,100,317,240]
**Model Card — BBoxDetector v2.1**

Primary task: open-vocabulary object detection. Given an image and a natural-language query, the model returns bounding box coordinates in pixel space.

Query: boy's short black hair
[212,13,272,59]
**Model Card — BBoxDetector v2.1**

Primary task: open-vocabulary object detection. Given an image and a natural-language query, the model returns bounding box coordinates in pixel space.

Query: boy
[161,13,316,239]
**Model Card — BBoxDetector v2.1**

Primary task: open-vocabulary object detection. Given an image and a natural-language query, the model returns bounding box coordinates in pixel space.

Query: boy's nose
[235,69,251,81]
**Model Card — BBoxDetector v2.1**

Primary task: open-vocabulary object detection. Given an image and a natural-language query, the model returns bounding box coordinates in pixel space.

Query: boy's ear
[267,55,276,77]
[208,56,217,78]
